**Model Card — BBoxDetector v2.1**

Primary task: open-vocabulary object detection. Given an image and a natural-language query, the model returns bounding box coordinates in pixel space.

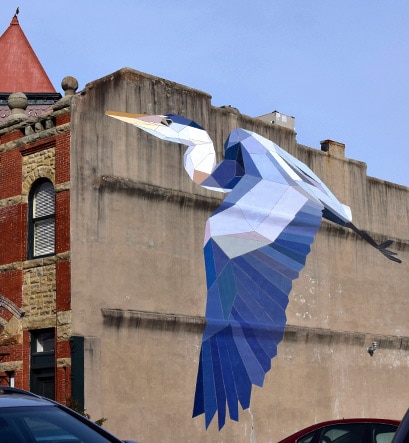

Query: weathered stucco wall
[70,68,409,442]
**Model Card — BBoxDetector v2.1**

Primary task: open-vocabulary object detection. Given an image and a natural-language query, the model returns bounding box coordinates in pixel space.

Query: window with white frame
[28,179,55,258]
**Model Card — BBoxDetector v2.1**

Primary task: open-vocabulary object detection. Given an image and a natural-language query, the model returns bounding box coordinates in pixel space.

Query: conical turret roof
[0,14,56,93]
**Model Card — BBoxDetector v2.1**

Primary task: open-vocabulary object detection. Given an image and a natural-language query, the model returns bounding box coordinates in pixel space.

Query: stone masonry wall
[22,264,56,325]
[22,147,55,196]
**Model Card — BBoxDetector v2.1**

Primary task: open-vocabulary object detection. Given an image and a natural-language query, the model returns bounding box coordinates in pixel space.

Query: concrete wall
[70,68,409,442]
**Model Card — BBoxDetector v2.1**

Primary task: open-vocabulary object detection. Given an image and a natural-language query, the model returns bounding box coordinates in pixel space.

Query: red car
[278,417,400,443]
[391,409,409,443]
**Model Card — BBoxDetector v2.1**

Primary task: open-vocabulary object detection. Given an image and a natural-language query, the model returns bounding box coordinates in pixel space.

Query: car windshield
[0,405,118,443]
[297,422,397,443]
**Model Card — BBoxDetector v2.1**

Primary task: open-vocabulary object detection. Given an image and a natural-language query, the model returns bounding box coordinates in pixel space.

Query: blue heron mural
[105,111,400,430]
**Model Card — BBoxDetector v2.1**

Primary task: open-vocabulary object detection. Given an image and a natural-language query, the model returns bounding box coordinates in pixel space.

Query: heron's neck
[183,142,216,186]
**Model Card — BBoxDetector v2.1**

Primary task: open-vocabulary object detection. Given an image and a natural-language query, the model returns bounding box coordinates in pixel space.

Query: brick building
[0,13,73,405]
[0,13,409,443]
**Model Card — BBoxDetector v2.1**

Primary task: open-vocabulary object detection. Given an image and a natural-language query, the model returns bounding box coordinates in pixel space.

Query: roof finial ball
[8,92,28,117]
[61,76,78,96]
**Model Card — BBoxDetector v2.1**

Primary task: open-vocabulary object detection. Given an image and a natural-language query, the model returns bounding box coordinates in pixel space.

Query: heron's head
[105,112,211,146]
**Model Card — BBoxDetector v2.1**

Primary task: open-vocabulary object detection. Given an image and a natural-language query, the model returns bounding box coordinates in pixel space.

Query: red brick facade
[0,105,72,404]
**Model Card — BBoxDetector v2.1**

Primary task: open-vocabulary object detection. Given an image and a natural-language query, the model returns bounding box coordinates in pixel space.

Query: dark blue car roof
[0,387,53,407]
[0,394,52,407]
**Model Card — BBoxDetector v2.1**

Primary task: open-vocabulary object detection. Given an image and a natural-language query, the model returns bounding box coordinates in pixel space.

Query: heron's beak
[105,111,147,126]
[105,111,166,130]
[105,111,146,119]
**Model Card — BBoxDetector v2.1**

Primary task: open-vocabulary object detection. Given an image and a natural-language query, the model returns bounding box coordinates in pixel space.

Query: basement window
[28,179,55,259]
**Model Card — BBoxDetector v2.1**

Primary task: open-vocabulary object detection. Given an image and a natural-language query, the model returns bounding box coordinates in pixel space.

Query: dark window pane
[34,330,55,353]
[320,423,365,442]
[298,430,316,442]
[372,424,397,443]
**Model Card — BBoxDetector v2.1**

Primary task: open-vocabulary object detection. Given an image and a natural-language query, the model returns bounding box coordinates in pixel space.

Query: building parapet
[0,122,71,152]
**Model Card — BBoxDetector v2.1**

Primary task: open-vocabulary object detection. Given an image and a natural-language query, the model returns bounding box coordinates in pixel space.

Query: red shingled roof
[0,15,56,93]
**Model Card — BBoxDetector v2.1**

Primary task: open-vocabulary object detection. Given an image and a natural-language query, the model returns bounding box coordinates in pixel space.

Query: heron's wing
[193,179,324,429]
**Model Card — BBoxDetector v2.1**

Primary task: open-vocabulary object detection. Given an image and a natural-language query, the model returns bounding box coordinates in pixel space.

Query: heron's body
[193,127,351,428]
[105,111,400,430]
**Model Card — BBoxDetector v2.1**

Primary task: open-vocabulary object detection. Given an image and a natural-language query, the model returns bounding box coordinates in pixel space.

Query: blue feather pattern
[193,129,325,429]
[193,200,323,428]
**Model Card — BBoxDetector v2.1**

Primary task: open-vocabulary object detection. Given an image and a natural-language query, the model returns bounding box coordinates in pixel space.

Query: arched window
[28,179,55,259]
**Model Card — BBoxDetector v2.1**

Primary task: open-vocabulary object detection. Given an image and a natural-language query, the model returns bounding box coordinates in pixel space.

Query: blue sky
[1,1,409,187]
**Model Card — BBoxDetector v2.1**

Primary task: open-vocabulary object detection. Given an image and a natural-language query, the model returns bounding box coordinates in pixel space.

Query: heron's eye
[161,117,173,127]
